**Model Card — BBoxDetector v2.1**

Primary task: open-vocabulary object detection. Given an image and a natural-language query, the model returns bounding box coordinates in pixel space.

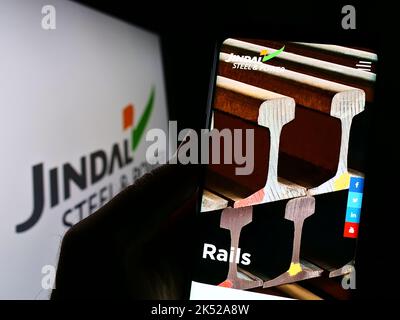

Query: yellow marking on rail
[334,172,351,191]
[288,263,302,276]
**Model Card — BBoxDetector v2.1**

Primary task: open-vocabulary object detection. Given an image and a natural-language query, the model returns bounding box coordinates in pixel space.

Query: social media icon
[349,177,364,192]
[344,222,359,238]
[347,192,363,208]
[345,207,361,223]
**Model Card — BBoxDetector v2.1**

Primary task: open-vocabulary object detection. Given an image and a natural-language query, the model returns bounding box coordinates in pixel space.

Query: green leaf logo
[261,46,285,62]
[131,87,155,151]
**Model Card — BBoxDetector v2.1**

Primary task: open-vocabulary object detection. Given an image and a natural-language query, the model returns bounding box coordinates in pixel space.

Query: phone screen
[190,38,378,300]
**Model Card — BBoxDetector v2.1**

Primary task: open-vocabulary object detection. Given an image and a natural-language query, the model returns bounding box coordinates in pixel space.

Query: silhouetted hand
[51,163,200,299]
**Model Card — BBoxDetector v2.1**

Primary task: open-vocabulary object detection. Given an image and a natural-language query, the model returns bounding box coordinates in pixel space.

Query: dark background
[71,0,398,299]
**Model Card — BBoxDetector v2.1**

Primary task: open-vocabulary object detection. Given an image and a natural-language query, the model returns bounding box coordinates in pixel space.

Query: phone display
[190,38,378,300]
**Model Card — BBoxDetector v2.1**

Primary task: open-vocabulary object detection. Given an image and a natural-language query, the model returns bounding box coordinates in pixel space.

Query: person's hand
[51,163,200,299]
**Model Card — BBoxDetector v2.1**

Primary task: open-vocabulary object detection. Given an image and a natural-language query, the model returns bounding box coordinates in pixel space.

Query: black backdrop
[71,0,399,300]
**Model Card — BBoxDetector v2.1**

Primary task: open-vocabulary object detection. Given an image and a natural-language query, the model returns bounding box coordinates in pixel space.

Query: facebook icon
[349,177,364,193]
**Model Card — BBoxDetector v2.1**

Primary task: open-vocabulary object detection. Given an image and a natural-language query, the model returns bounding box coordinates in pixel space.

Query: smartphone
[189,37,378,300]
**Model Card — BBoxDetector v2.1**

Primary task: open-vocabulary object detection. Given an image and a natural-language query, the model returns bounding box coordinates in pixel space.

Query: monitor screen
[0,0,168,299]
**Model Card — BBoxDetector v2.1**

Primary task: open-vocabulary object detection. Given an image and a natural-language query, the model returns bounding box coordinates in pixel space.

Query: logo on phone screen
[224,46,285,71]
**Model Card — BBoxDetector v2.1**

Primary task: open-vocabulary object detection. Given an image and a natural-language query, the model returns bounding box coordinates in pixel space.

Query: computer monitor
[0,0,168,299]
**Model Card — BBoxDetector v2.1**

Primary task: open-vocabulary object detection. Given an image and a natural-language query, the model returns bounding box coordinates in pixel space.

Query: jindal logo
[16,88,155,233]
[225,46,285,71]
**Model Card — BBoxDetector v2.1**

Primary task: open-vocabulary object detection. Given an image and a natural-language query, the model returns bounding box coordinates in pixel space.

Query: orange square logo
[123,104,134,130]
